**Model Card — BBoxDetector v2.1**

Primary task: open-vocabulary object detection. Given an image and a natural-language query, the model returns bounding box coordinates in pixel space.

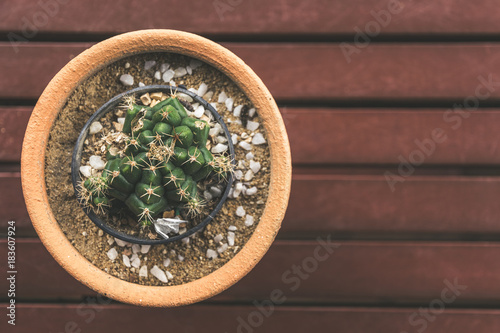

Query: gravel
[189,59,202,69]
[120,74,134,86]
[79,165,92,177]
[89,121,103,134]
[212,143,228,154]
[122,255,131,267]
[210,186,222,197]
[162,69,175,82]
[141,245,151,254]
[89,155,105,170]
[214,234,224,243]
[114,238,128,247]
[174,67,187,78]
[154,71,161,80]
[151,265,168,283]
[227,232,235,246]
[252,133,266,145]
[233,105,243,117]
[198,83,208,97]
[245,215,255,227]
[246,121,260,131]
[250,160,261,173]
[139,265,148,277]
[239,141,252,151]
[218,91,228,103]
[194,105,205,118]
[246,152,254,160]
[217,243,228,253]
[236,206,246,217]
[144,60,156,70]
[245,186,258,196]
[132,244,140,254]
[225,98,234,112]
[244,170,254,181]
[228,225,237,231]
[163,258,171,267]
[160,63,170,73]
[131,257,141,268]
[206,249,218,259]
[107,248,118,261]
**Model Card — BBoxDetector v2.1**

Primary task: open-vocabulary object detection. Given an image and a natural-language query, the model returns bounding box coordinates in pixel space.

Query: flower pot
[21,29,291,307]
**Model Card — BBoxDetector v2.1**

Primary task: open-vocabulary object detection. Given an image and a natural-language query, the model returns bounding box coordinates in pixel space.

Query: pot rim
[21,29,292,307]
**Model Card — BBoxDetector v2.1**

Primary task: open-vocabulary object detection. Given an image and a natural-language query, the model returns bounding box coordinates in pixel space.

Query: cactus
[79,93,232,226]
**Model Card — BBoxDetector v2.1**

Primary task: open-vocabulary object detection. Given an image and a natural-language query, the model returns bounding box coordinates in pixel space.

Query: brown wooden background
[2,0,500,332]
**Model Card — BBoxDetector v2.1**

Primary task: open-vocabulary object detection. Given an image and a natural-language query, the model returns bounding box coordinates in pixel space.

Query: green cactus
[79,94,232,227]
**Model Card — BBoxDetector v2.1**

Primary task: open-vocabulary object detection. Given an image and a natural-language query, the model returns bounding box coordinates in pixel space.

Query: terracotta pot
[21,29,292,307]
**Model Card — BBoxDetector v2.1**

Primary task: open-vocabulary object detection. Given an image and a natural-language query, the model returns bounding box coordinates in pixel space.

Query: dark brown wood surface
[2,0,500,332]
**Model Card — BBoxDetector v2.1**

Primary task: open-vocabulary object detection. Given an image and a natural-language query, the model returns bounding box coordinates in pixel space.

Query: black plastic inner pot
[71,85,235,245]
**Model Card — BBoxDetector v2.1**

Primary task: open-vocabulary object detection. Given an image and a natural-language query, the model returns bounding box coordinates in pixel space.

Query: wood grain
[3,43,500,101]
[1,0,500,35]
[7,304,500,333]
[3,239,500,305]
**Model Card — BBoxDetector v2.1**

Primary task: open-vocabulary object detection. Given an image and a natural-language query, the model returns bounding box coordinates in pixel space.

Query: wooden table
[2,0,500,331]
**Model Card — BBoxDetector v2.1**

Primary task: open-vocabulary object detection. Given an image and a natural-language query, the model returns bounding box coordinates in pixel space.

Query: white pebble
[138,82,145,87]
[218,91,228,103]
[250,160,261,173]
[233,182,244,198]
[249,108,256,117]
[125,62,130,69]
[198,83,208,97]
[212,143,228,154]
[79,165,92,178]
[89,121,103,134]
[131,257,141,268]
[190,59,202,69]
[246,152,254,160]
[233,105,243,117]
[216,136,228,143]
[132,244,140,254]
[117,117,125,125]
[163,258,171,268]
[188,88,198,95]
[166,271,174,280]
[246,186,258,196]
[114,238,128,247]
[204,91,214,101]
[206,249,218,259]
[178,254,184,262]
[209,123,222,136]
[131,253,138,261]
[245,215,255,227]
[214,234,224,243]
[225,98,234,112]
[182,237,190,245]
[162,69,175,82]
[160,63,170,73]
[144,60,156,70]
[194,105,205,118]
[246,121,260,131]
[234,170,243,181]
[244,170,254,181]
[122,255,131,267]
[186,65,192,75]
[252,133,266,145]
[231,134,238,145]
[217,243,228,253]
[107,238,114,246]
[210,186,222,197]
[227,232,235,246]
[239,141,252,151]
[107,248,118,261]
[177,93,193,102]
[151,265,168,283]
[154,71,161,80]
[210,102,217,109]
[169,80,176,86]
[139,265,148,278]
[174,67,187,78]
[236,206,246,217]
[89,155,105,170]
[204,190,213,201]
[120,74,134,86]
[229,225,237,231]
[141,245,151,254]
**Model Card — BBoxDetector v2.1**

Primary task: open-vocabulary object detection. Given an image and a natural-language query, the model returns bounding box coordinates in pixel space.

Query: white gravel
[225,98,234,112]
[236,206,246,217]
[79,165,92,177]
[89,155,105,170]
[154,71,161,80]
[141,245,151,254]
[244,170,254,181]
[163,258,171,268]
[227,232,235,246]
[245,215,255,226]
[160,63,170,73]
[239,141,252,151]
[194,105,205,118]
[174,67,187,78]
[246,152,254,160]
[114,238,128,247]
[217,243,228,253]
[166,271,174,280]
[232,182,244,198]
[144,60,156,70]
[216,136,228,143]
[210,186,222,197]
[248,108,256,117]
[250,160,261,173]
[139,265,148,277]
[212,143,228,154]
[151,265,168,283]
[231,134,238,145]
[122,255,131,267]
[186,65,192,75]
[246,121,260,131]
[131,257,141,268]
[206,249,218,259]
[209,123,221,136]
[89,121,103,134]
[120,74,134,86]
[245,186,258,196]
[233,105,243,117]
[252,133,266,145]
[228,225,237,231]
[218,91,228,103]
[162,69,175,82]
[204,190,213,201]
[214,234,224,243]
[190,59,202,69]
[132,244,140,254]
[234,170,243,180]
[198,83,208,97]
[107,248,118,261]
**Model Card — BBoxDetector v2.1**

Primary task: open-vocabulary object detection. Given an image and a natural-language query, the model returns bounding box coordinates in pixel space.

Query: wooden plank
[1,0,500,35]
[7,304,500,333]
[7,107,500,165]
[5,174,500,236]
[3,239,500,304]
[3,43,500,101]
